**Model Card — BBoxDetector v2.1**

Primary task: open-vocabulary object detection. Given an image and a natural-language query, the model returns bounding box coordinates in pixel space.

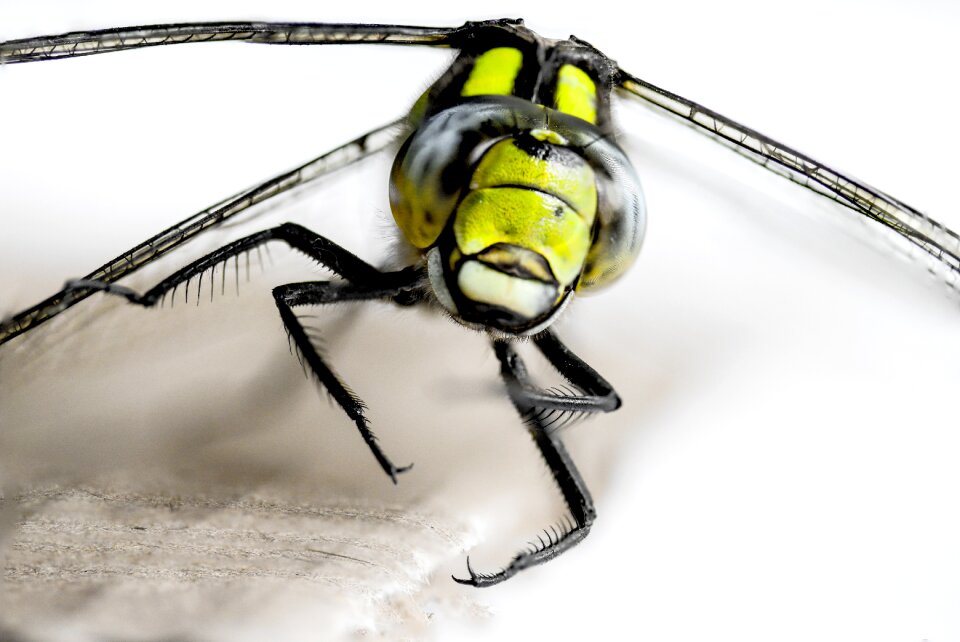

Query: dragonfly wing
[617,70,960,294]
[0,21,463,64]
[0,121,403,345]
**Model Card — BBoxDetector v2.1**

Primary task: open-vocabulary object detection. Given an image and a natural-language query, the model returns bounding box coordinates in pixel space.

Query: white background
[1,1,959,641]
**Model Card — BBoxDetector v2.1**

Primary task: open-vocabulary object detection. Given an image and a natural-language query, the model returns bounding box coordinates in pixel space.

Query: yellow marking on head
[529,129,567,145]
[470,138,598,219]
[554,64,597,124]
[454,187,593,286]
[461,47,524,97]
[448,247,462,271]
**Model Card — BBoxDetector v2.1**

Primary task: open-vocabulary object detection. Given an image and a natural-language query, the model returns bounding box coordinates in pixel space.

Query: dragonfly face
[392,98,646,333]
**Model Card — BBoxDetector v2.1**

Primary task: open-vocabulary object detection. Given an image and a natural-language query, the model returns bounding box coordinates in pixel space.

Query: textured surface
[1,482,476,641]
[0,269,621,641]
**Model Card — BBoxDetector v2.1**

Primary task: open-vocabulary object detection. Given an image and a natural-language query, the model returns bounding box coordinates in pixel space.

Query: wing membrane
[0,21,459,64]
[0,120,402,345]
[617,70,960,292]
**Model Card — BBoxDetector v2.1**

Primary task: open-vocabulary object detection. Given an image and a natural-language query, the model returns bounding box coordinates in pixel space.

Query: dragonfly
[1,16,958,594]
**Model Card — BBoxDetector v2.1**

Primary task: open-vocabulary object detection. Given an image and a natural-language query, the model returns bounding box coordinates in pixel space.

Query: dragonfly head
[390,98,646,336]
[415,131,596,335]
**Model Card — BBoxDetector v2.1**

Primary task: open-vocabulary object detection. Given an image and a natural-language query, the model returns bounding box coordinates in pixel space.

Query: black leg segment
[64,222,393,306]
[453,332,620,587]
[273,278,420,482]
[65,222,426,484]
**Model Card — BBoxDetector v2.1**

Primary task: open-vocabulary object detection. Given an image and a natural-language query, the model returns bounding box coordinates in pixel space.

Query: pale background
[1,1,959,641]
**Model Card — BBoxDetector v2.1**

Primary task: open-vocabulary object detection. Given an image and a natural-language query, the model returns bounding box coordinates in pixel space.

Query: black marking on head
[470,302,529,329]
[475,242,557,283]
[512,133,556,161]
[512,133,585,167]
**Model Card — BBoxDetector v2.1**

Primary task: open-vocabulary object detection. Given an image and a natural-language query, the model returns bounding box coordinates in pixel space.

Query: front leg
[273,278,419,483]
[65,223,426,483]
[454,331,619,587]
[65,222,390,306]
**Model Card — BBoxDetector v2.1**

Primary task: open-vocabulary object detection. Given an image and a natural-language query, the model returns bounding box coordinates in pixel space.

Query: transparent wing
[617,70,960,293]
[0,121,402,345]
[0,21,460,64]
[0,19,480,343]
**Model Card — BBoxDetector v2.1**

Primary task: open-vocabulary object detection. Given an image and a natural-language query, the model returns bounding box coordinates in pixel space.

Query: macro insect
[1,18,958,590]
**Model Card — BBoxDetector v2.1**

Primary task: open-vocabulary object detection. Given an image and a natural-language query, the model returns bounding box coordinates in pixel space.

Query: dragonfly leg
[453,333,619,586]
[65,222,397,305]
[510,329,621,430]
[273,278,419,483]
[64,222,425,483]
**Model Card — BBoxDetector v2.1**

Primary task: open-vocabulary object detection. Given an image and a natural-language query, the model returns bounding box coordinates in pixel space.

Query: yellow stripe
[454,187,593,287]
[554,64,597,124]
[470,137,598,220]
[461,47,523,97]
